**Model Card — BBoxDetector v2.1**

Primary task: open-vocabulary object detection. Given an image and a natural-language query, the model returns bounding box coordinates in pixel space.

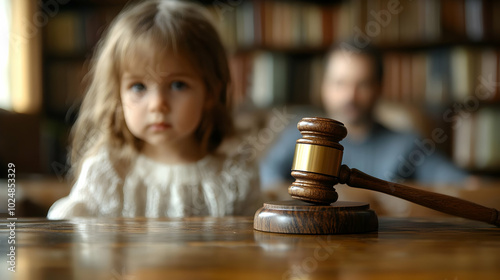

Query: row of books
[44,8,120,55]
[382,47,500,105]
[217,0,333,50]
[454,107,500,171]
[230,47,500,109]
[229,52,324,108]
[44,1,500,55]
[216,0,500,51]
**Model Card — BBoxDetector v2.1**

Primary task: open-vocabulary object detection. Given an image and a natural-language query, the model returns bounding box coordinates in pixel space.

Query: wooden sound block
[253,200,378,234]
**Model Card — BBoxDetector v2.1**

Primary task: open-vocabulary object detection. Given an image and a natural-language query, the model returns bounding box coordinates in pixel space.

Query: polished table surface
[1,216,499,280]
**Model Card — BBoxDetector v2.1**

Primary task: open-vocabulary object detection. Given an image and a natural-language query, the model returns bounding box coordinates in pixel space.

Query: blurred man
[260,44,469,192]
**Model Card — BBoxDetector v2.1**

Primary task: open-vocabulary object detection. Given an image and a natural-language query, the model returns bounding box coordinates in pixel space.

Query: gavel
[254,117,500,234]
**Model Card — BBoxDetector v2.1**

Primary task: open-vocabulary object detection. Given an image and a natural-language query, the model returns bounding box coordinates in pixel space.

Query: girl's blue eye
[131,83,146,93]
[171,81,187,91]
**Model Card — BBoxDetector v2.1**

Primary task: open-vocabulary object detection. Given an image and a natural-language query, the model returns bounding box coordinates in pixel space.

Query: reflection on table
[0,216,499,280]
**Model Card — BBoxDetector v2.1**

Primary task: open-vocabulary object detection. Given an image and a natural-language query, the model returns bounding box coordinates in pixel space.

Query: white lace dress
[47,149,262,219]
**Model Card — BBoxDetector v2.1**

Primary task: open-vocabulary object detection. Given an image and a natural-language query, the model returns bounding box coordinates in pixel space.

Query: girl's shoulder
[77,146,124,182]
[78,147,111,174]
[81,146,111,166]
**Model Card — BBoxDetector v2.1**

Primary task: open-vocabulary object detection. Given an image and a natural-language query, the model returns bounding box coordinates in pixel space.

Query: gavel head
[289,117,347,205]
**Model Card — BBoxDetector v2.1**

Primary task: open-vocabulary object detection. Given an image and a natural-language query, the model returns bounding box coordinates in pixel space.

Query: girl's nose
[149,90,169,113]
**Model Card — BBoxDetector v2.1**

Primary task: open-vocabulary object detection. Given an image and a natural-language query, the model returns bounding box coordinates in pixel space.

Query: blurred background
[1,0,500,217]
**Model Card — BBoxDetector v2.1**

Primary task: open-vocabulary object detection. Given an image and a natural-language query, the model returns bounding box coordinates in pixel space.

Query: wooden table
[1,217,499,280]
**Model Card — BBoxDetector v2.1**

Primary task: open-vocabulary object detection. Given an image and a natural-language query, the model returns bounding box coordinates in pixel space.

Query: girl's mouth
[149,122,171,131]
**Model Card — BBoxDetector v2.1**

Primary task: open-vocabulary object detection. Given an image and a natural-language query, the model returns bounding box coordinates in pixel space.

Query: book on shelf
[454,107,500,171]
[44,11,85,55]
[474,108,500,170]
[248,52,285,108]
[410,53,427,104]
[426,49,452,105]
[441,0,466,39]
[44,8,120,56]
[228,53,253,107]
[230,51,324,108]
[382,48,500,105]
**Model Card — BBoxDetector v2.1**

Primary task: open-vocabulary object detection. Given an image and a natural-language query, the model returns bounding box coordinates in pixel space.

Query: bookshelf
[218,0,500,174]
[39,0,500,175]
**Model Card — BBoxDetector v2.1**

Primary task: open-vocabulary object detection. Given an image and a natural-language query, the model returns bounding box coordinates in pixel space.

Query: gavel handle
[338,165,500,227]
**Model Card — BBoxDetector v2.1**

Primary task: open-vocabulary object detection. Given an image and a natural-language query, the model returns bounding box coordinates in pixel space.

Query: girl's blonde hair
[70,0,232,179]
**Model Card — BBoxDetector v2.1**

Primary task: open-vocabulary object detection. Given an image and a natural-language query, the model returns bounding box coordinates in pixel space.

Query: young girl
[47,0,261,219]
